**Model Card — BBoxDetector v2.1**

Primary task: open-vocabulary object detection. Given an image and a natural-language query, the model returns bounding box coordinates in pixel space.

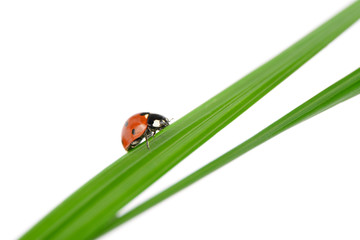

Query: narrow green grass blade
[97,68,360,237]
[20,2,360,240]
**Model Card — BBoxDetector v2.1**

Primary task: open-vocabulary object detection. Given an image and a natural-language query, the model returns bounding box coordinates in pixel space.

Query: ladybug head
[147,113,170,130]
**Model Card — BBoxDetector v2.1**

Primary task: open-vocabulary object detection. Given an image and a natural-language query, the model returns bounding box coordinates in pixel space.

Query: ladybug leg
[144,128,152,150]
[144,132,150,149]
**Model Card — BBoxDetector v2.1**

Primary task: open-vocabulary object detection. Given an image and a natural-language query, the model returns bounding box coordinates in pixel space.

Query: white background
[1,1,360,239]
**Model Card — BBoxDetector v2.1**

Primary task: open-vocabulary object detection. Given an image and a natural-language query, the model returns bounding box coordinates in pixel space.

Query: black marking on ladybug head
[147,113,170,130]
[125,121,128,127]
[132,129,135,135]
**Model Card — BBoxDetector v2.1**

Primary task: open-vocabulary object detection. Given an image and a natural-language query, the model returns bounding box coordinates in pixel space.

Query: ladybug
[121,112,170,151]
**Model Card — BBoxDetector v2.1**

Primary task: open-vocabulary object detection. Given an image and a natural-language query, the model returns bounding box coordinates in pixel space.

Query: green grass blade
[97,68,360,237]
[20,2,360,240]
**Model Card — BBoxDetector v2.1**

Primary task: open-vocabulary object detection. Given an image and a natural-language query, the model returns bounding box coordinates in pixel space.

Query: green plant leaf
[20,2,360,240]
[97,67,360,237]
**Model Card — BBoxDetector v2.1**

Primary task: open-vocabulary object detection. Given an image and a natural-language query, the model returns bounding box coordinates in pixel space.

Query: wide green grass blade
[96,67,360,237]
[20,2,360,240]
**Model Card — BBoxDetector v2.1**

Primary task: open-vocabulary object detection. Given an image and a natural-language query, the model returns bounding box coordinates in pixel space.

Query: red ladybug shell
[121,113,148,150]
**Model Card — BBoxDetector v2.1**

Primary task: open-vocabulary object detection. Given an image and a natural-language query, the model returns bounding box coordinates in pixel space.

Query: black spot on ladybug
[125,121,128,127]
[132,129,135,135]
[140,112,149,116]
